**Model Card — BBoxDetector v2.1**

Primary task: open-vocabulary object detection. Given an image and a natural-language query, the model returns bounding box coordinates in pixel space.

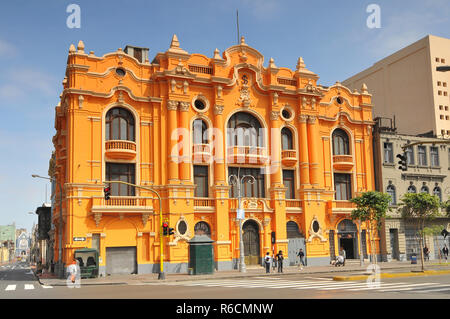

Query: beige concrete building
[373,117,450,262]
[344,35,450,138]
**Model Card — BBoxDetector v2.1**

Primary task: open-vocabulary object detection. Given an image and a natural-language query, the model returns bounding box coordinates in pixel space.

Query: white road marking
[42,285,53,289]
[24,284,34,290]
[5,285,16,291]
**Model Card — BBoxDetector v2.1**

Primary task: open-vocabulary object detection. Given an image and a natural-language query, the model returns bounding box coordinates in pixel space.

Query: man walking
[443,245,449,262]
[297,248,305,270]
[264,252,271,273]
[276,250,284,273]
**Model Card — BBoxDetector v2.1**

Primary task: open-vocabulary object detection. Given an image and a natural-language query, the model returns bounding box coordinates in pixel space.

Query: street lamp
[228,169,256,273]
[32,174,64,279]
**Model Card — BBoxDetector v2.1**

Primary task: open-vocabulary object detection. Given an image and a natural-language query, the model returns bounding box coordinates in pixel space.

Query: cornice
[61,86,162,104]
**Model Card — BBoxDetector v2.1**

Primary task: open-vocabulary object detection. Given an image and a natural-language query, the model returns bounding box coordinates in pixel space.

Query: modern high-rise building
[343,35,450,138]
[51,35,377,276]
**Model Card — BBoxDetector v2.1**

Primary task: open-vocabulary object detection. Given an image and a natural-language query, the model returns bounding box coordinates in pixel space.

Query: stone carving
[307,215,327,242]
[214,104,224,115]
[270,111,279,121]
[179,101,190,112]
[167,100,178,111]
[78,95,84,109]
[238,74,251,107]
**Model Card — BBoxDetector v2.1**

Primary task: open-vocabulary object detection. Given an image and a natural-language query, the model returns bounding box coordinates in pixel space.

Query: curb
[333,269,450,281]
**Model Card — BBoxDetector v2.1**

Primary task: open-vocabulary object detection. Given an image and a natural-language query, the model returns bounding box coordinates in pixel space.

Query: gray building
[373,117,450,262]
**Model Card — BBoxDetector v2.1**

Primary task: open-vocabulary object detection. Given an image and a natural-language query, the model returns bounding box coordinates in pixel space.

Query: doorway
[339,237,355,259]
[243,220,260,265]
[337,219,358,259]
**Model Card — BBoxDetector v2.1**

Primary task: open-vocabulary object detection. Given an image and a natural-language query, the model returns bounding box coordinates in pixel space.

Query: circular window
[194,99,205,110]
[115,68,126,77]
[312,220,320,233]
[177,220,187,235]
[281,107,294,121]
[192,95,210,113]
[336,96,343,105]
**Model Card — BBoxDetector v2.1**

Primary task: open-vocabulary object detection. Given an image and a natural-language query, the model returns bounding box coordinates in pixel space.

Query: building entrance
[337,219,358,259]
[243,220,260,265]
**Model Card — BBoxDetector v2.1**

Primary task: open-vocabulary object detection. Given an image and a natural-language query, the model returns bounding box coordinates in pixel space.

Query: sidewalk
[36,260,450,287]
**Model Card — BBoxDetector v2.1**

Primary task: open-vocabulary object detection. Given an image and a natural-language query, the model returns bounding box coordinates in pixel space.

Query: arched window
[105,107,135,141]
[193,119,208,144]
[194,221,211,237]
[420,185,429,194]
[407,185,417,193]
[281,127,293,150]
[386,184,396,205]
[227,112,263,147]
[433,187,442,202]
[332,128,350,155]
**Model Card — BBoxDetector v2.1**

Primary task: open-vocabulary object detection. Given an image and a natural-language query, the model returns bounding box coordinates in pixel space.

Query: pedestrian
[423,246,430,261]
[443,245,449,261]
[264,252,271,273]
[66,256,81,288]
[297,248,305,270]
[271,252,277,273]
[276,250,284,273]
[339,248,346,266]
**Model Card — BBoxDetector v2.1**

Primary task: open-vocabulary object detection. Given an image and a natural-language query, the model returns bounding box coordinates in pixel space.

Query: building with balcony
[373,117,450,262]
[51,35,376,275]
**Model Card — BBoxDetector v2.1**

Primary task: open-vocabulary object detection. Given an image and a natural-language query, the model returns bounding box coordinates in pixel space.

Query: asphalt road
[1,261,450,300]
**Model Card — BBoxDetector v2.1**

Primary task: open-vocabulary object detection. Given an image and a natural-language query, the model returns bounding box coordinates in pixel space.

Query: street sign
[237,209,245,220]
[73,237,86,242]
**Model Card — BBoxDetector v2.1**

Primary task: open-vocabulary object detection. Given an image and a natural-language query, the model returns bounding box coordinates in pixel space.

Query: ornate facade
[52,35,376,275]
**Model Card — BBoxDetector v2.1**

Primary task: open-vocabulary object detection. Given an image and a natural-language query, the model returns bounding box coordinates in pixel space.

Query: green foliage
[443,200,450,217]
[422,225,445,237]
[349,191,391,228]
[399,192,441,220]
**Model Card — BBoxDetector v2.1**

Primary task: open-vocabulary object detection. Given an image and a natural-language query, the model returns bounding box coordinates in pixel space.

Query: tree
[399,192,441,272]
[350,191,392,264]
[422,225,444,264]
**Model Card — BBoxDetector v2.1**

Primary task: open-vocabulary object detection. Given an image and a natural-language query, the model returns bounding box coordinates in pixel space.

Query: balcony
[281,149,297,167]
[333,155,354,171]
[327,200,356,214]
[285,199,303,212]
[227,146,268,165]
[105,140,136,160]
[193,144,212,164]
[91,196,153,212]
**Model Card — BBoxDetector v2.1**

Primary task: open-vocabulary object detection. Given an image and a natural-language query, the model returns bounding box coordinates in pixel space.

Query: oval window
[312,220,320,233]
[336,97,343,105]
[115,68,126,77]
[281,107,293,121]
[177,220,187,235]
[194,99,206,111]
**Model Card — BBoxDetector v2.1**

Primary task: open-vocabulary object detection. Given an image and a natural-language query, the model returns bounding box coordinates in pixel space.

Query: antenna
[236,9,240,45]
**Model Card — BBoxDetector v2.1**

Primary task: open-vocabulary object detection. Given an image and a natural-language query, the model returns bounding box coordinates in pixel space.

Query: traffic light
[162,222,168,236]
[168,227,175,236]
[442,229,448,239]
[271,231,276,244]
[104,186,111,200]
[397,153,407,171]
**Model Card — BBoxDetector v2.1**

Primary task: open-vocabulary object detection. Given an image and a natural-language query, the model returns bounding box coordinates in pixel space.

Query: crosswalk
[2,283,53,292]
[159,278,450,295]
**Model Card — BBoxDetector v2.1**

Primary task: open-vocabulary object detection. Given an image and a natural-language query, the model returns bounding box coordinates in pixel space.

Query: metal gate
[288,238,306,266]
[106,246,137,275]
[243,221,260,265]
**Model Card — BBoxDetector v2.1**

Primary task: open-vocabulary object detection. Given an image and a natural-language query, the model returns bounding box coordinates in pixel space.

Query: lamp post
[31,174,64,279]
[228,169,256,273]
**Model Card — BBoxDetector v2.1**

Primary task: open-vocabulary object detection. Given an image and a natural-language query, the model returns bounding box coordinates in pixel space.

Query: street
[1,261,450,299]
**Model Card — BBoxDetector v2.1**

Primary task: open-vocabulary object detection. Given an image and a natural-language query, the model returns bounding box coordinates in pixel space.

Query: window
[444,82,448,88]
[407,185,417,193]
[440,105,444,110]
[332,129,350,155]
[194,166,209,197]
[386,184,396,205]
[436,58,440,62]
[283,170,295,199]
[281,127,293,150]
[438,81,442,86]
[106,163,135,196]
[406,147,415,165]
[227,112,263,147]
[418,146,427,166]
[430,147,439,167]
[420,185,429,194]
[194,221,211,237]
[105,107,135,141]
[441,115,445,120]
[229,167,265,198]
[442,59,446,63]
[446,106,449,111]
[193,119,208,144]
[433,187,442,202]
[383,142,394,163]
[334,173,352,200]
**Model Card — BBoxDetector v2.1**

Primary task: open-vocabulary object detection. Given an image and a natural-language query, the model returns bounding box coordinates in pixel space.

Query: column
[213,104,225,183]
[167,100,179,182]
[298,115,310,188]
[270,110,282,186]
[307,115,320,187]
[179,101,190,181]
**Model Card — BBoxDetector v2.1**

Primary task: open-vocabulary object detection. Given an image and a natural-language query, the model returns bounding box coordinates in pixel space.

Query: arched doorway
[242,220,260,265]
[287,221,305,266]
[337,219,358,259]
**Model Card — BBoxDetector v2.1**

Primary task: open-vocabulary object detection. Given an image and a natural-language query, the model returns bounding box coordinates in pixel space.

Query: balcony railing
[194,198,215,207]
[328,200,356,214]
[193,143,211,164]
[105,140,137,160]
[227,146,268,164]
[285,199,302,208]
[281,149,297,167]
[333,154,353,170]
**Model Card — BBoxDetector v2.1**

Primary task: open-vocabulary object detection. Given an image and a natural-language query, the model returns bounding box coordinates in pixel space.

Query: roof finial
[297,57,305,70]
[213,48,221,59]
[361,83,368,94]
[77,40,85,53]
[269,57,277,68]
[170,34,180,49]
[69,44,76,53]
[240,36,246,45]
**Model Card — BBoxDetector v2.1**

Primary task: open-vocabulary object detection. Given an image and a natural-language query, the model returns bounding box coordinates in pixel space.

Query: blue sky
[0,0,449,232]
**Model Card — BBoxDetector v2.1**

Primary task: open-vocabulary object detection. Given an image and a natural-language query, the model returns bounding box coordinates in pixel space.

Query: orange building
[51,35,376,275]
